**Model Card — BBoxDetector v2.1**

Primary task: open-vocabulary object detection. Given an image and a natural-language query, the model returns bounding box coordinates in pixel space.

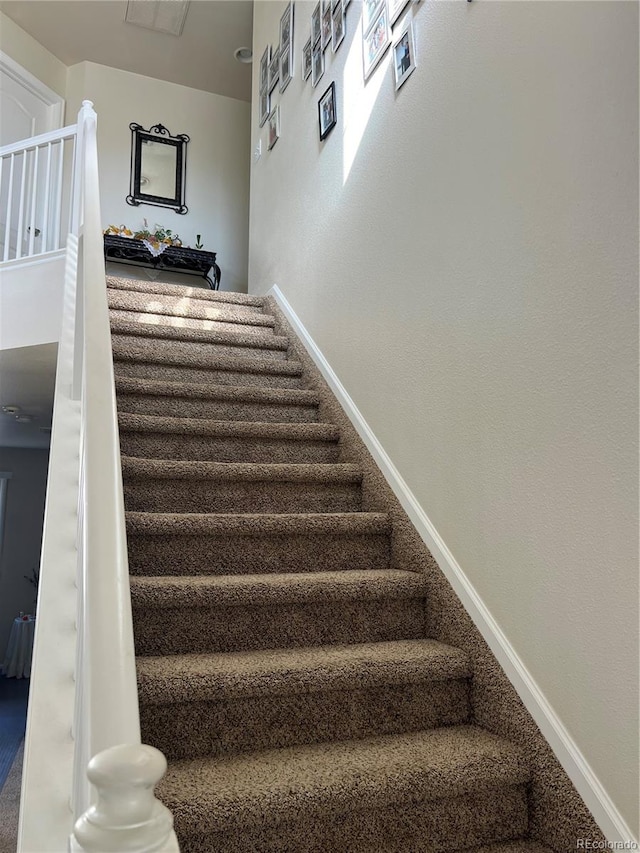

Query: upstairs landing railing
[0,125,76,263]
[19,101,179,853]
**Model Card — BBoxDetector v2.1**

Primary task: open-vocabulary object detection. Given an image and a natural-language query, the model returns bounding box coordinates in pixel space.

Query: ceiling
[0,344,57,449]
[0,0,254,101]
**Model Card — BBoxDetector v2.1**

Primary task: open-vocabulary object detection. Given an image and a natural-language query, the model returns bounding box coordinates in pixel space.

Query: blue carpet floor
[0,676,29,793]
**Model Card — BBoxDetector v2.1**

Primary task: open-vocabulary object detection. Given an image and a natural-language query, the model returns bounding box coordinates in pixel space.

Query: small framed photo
[389,0,410,26]
[332,2,345,52]
[362,0,384,35]
[321,3,332,50]
[363,3,390,80]
[302,38,313,80]
[393,20,416,89]
[311,42,325,87]
[312,1,322,44]
[280,42,293,92]
[259,88,270,127]
[268,47,280,92]
[280,2,293,48]
[259,45,271,91]
[268,105,280,150]
[318,81,337,140]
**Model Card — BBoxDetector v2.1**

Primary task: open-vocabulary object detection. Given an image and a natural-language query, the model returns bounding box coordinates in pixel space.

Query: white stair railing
[18,101,179,853]
[0,124,77,262]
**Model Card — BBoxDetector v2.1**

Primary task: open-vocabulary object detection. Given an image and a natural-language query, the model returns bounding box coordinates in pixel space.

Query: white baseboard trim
[268,283,638,847]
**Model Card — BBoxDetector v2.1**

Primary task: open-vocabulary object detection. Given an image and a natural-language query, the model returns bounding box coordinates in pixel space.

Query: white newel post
[70,745,177,853]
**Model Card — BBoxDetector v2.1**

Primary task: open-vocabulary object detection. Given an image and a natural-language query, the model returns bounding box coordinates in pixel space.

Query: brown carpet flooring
[109,276,606,853]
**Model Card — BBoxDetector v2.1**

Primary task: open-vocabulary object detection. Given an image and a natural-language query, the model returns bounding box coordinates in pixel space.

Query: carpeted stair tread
[136,638,471,705]
[107,276,265,307]
[118,412,336,440]
[129,568,424,608]
[115,376,319,406]
[156,725,530,837]
[122,457,361,483]
[112,342,304,374]
[125,510,389,536]
[109,307,277,335]
[108,289,268,325]
[110,316,289,352]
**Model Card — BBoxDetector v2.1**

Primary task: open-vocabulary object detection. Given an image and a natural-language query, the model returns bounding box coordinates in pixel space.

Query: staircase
[107,276,587,853]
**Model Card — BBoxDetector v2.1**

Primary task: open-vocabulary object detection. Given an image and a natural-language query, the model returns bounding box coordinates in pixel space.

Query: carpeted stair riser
[107,276,265,308]
[132,597,425,656]
[113,358,306,389]
[124,477,362,513]
[138,639,472,760]
[121,458,363,513]
[109,307,278,337]
[156,726,530,852]
[141,678,471,761]
[119,431,339,464]
[175,787,529,853]
[116,392,319,424]
[112,333,289,362]
[127,529,390,575]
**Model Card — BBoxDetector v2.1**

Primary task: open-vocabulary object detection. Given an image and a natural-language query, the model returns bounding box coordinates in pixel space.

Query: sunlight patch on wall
[342,17,388,185]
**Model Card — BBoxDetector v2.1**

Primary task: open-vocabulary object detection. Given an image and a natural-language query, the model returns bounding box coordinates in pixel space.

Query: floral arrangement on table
[104,219,182,256]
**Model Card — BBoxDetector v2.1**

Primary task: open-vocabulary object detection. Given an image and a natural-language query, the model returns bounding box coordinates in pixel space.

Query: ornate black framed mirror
[126,122,189,214]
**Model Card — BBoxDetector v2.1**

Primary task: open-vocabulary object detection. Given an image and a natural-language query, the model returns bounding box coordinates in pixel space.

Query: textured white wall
[0,255,65,349]
[0,11,67,98]
[249,0,638,838]
[67,61,251,292]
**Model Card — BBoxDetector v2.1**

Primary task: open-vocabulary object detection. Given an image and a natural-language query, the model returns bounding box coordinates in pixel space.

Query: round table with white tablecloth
[2,616,35,678]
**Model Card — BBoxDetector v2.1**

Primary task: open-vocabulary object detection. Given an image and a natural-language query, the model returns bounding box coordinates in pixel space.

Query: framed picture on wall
[392,20,416,89]
[312,1,322,44]
[332,1,345,51]
[268,105,281,150]
[280,2,294,50]
[321,2,332,50]
[259,45,271,91]
[318,81,337,140]
[259,88,270,127]
[303,38,313,80]
[389,0,410,26]
[269,47,280,91]
[280,42,294,92]
[363,3,390,79]
[362,0,384,35]
[311,42,325,87]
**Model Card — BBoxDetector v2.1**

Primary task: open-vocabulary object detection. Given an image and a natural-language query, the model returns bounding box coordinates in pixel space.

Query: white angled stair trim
[268,282,637,849]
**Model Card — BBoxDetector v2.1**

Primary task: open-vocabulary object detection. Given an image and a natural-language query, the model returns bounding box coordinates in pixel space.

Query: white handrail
[16,101,178,853]
[69,100,179,852]
[0,123,77,157]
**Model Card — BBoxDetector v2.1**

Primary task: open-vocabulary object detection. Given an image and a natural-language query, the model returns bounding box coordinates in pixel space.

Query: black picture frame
[126,122,189,215]
[318,81,337,140]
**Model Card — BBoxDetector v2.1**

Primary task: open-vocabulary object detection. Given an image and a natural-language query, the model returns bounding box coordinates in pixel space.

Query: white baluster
[42,142,52,252]
[27,144,39,257]
[70,744,178,853]
[15,149,28,259]
[3,153,15,261]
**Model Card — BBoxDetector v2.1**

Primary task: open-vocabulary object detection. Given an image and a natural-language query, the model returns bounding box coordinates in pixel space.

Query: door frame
[0,50,65,133]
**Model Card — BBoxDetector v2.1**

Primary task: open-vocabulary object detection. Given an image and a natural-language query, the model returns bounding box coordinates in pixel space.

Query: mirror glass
[127,123,189,214]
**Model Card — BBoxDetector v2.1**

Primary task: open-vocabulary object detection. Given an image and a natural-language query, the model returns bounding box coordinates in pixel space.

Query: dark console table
[103,234,221,290]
